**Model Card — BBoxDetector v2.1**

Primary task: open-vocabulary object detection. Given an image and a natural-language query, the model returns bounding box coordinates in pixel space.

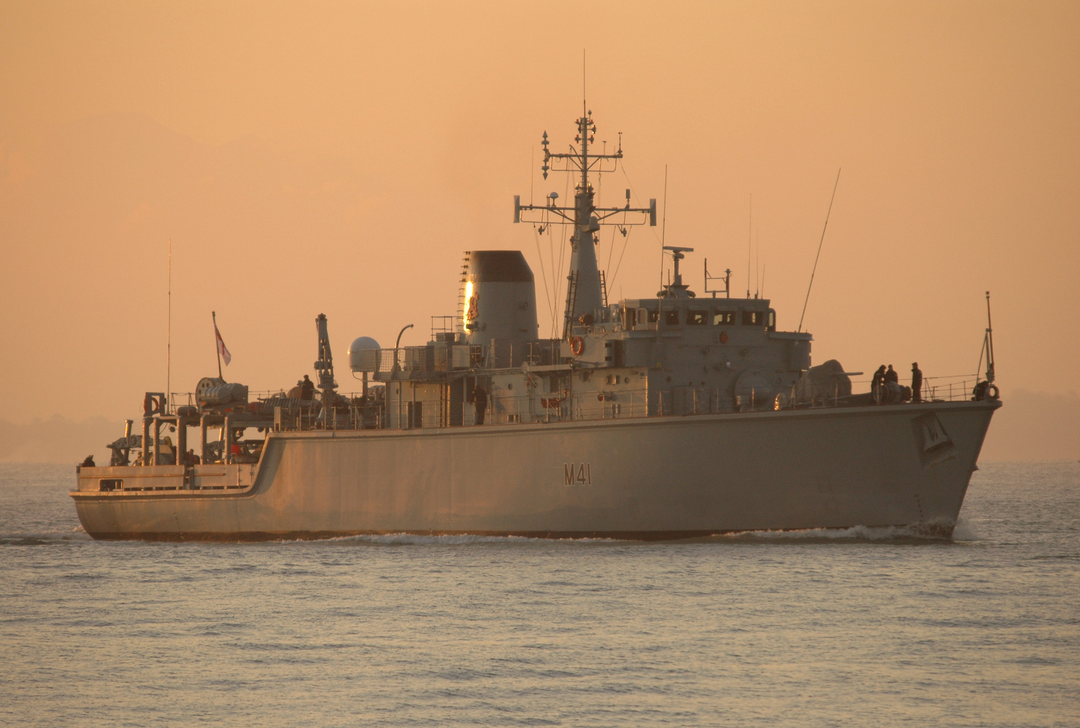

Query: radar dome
[348,337,381,372]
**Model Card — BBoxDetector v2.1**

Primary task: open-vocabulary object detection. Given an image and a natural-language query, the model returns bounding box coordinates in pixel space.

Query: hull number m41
[564,463,593,487]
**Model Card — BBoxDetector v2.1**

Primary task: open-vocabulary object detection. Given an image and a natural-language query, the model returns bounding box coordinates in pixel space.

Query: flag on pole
[215,320,232,366]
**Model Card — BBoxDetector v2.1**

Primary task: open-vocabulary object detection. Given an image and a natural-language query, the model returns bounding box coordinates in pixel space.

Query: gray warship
[71,106,1001,541]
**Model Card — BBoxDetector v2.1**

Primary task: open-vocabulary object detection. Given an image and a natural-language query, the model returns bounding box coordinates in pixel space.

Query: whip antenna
[167,238,171,409]
[798,168,842,333]
[984,291,996,383]
[658,164,668,293]
[582,49,586,106]
[747,194,752,298]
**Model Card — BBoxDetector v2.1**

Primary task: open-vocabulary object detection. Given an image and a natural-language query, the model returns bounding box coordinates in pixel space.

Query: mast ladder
[562,270,579,339]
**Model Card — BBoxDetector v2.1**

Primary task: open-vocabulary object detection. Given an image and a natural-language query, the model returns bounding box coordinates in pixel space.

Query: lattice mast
[515,105,656,339]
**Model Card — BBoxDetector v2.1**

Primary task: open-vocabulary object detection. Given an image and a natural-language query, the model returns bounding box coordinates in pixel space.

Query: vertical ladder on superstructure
[599,270,609,308]
[457,254,470,331]
[562,270,578,340]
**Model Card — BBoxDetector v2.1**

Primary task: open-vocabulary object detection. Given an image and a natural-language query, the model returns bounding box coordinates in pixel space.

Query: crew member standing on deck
[300,374,315,401]
[911,362,923,403]
[469,383,488,426]
[871,365,886,402]
[885,365,899,385]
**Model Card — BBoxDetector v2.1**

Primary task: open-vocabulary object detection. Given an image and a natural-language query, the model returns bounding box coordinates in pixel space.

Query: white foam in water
[951,517,980,541]
[308,528,953,545]
[306,533,622,546]
[716,523,952,541]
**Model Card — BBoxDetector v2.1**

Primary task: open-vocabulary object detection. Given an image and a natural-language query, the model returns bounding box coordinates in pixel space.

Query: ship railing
[920,375,985,403]
[494,389,653,424]
[480,374,990,426]
[167,392,197,413]
[483,388,752,424]
[358,342,564,376]
[185,373,992,436]
[430,315,462,342]
[459,390,730,424]
[846,373,984,404]
[270,391,383,432]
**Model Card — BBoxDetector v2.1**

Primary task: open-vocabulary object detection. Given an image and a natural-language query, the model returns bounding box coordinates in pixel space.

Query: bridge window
[767,310,776,331]
[664,308,679,325]
[713,311,735,325]
[687,310,707,325]
[742,310,763,326]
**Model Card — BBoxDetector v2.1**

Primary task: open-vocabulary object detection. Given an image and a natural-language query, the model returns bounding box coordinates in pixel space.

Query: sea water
[1,462,1077,727]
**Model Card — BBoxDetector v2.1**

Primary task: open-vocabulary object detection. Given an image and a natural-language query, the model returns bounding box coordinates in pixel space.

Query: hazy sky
[1,1,1077,437]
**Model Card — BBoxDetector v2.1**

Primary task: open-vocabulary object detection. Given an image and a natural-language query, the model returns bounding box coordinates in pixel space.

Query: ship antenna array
[514,109,657,337]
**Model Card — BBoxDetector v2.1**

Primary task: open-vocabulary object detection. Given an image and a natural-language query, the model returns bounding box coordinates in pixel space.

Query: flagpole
[213,310,223,379]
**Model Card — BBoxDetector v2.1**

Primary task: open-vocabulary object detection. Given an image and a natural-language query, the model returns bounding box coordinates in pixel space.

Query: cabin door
[448,380,465,427]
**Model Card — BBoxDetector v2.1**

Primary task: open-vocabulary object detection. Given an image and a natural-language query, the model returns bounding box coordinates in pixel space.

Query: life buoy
[570,336,585,356]
[986,384,1000,401]
[719,331,729,344]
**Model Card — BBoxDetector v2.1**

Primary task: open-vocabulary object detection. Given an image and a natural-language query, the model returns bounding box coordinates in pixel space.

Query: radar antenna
[659,246,695,298]
[515,111,657,338]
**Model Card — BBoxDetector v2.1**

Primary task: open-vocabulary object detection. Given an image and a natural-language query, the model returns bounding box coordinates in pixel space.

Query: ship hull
[71,401,998,540]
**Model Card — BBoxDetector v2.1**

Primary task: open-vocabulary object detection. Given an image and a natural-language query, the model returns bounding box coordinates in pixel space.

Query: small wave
[0,531,94,545]
[295,533,623,546]
[1029,552,1080,561]
[708,523,955,543]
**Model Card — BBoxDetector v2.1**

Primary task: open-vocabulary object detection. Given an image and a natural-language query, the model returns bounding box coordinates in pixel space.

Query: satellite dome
[348,336,381,372]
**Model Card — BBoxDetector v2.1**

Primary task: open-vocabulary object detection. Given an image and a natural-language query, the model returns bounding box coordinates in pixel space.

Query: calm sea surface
[1,462,1077,727]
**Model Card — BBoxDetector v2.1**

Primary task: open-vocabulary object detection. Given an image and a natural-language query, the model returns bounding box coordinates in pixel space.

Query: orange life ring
[570,336,585,356]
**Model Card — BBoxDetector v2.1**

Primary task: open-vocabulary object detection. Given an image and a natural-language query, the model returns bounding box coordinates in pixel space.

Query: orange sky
[1,1,1078,449]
